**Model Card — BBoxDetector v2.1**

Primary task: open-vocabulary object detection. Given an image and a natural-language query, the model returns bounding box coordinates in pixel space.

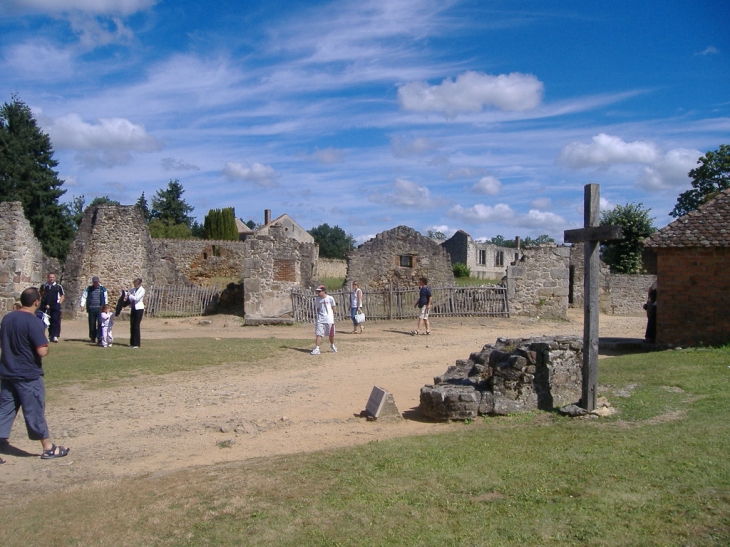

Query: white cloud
[557,134,701,192]
[472,176,501,196]
[222,162,280,186]
[556,133,662,168]
[391,136,442,157]
[514,209,569,232]
[530,197,551,210]
[636,147,700,191]
[314,147,346,164]
[398,70,544,116]
[161,157,200,172]
[46,113,161,152]
[696,46,718,56]
[370,178,438,209]
[447,203,515,223]
[2,0,157,16]
[446,166,485,180]
[2,42,74,80]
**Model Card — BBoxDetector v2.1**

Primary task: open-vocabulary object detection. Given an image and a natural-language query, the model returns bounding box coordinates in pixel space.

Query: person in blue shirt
[0,287,70,461]
[412,277,432,335]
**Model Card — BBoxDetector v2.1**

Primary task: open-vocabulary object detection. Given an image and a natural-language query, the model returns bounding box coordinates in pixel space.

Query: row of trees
[2,95,727,265]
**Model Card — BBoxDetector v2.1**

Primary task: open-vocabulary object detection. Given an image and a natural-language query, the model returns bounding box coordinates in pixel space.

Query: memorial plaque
[365,386,402,421]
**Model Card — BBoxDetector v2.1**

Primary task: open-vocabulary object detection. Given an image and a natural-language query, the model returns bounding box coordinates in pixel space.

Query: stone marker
[365,386,402,421]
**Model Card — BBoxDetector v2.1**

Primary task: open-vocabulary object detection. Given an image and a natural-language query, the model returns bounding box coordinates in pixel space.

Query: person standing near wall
[349,281,363,334]
[412,277,432,335]
[311,285,337,355]
[79,276,107,344]
[0,287,70,461]
[125,278,145,349]
[41,273,64,343]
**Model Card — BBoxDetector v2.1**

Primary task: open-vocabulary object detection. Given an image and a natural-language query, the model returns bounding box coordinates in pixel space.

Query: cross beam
[564,184,623,411]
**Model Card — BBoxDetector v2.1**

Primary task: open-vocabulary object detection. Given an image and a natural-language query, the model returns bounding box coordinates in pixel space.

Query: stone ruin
[420,336,583,420]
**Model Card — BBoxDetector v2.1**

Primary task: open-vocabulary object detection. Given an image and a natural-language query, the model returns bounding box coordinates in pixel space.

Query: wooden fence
[291,285,509,323]
[145,285,219,317]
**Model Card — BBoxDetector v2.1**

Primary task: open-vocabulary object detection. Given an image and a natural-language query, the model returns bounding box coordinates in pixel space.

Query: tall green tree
[308,223,356,259]
[135,192,152,222]
[670,144,730,218]
[600,203,656,274]
[204,207,238,240]
[0,95,74,258]
[490,235,517,248]
[151,179,194,228]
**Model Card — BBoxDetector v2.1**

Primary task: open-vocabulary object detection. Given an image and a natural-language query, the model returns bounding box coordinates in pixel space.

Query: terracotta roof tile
[644,188,730,248]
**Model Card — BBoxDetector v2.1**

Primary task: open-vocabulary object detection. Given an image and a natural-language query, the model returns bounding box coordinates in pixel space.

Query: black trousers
[130,308,143,347]
[48,308,62,339]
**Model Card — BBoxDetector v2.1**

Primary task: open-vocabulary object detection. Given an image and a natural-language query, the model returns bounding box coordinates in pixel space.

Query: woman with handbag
[349,281,364,334]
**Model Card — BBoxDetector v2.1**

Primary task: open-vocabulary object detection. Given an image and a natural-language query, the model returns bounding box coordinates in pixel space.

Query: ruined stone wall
[420,336,583,420]
[569,243,654,315]
[440,230,519,280]
[151,239,247,285]
[345,226,454,290]
[63,205,154,317]
[506,245,570,319]
[0,202,45,313]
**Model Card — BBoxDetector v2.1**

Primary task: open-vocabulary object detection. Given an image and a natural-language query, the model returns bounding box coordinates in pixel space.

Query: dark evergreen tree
[135,192,152,222]
[203,207,238,240]
[670,144,730,218]
[308,223,356,259]
[150,179,194,227]
[0,95,74,258]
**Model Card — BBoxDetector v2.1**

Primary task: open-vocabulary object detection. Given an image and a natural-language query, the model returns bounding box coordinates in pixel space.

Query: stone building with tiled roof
[643,187,730,346]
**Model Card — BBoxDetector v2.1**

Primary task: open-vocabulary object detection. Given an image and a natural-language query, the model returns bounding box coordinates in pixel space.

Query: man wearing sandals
[412,277,432,336]
[0,287,70,462]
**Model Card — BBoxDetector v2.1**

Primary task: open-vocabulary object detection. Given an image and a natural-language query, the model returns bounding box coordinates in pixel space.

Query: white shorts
[315,322,335,338]
[418,306,429,320]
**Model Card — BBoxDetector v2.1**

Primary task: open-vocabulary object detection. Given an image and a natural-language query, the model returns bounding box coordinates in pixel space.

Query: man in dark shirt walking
[0,287,70,461]
[41,272,65,343]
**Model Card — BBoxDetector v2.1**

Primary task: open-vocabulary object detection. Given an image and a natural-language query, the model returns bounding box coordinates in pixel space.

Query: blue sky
[2,0,728,244]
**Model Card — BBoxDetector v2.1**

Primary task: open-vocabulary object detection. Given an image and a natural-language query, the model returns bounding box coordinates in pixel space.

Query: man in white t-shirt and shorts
[311,285,337,355]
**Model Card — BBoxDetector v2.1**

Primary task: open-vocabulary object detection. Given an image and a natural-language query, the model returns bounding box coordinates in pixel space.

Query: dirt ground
[0,310,646,497]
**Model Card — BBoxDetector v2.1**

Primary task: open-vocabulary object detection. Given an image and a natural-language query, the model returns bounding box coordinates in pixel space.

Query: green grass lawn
[6,343,730,546]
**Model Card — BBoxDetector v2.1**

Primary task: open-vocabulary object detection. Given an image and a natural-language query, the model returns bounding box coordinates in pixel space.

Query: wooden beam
[564,225,623,243]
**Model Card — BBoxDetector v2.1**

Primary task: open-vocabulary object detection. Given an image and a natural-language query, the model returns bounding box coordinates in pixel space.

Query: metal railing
[291,285,509,323]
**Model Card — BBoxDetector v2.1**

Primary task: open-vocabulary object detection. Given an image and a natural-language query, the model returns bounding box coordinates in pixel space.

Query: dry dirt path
[0,310,646,497]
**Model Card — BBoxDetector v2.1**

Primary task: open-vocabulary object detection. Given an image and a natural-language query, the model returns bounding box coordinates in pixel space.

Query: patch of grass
[42,337,309,389]
[319,276,345,292]
[5,347,730,546]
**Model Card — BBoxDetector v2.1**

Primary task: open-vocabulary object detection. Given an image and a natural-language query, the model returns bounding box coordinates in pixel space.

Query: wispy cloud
[222,162,280,187]
[370,178,440,209]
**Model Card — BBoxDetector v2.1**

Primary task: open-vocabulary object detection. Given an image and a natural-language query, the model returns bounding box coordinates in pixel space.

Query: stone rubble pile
[420,336,583,420]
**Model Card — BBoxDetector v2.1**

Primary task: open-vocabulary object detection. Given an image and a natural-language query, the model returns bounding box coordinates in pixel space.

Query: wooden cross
[563,184,622,411]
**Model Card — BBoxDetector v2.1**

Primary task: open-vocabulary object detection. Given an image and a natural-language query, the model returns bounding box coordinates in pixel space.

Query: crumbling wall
[420,336,583,420]
[345,225,454,290]
[506,245,569,319]
[0,202,45,313]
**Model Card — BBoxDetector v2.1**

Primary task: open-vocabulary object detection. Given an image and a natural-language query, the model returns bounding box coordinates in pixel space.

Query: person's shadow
[0,442,37,458]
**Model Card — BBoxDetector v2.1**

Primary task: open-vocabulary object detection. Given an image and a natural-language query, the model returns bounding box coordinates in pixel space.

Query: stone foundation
[420,336,583,420]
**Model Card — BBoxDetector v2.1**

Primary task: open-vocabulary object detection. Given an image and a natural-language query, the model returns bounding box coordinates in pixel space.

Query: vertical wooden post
[583,184,600,411]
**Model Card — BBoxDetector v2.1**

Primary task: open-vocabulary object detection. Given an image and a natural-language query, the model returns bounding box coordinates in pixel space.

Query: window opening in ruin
[478,249,486,265]
[203,252,208,260]
[399,255,413,268]
[495,251,504,267]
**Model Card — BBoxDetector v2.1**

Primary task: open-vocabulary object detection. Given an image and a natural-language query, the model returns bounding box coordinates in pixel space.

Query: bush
[452,263,471,278]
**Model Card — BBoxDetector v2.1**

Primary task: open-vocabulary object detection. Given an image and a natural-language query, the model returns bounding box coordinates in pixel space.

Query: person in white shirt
[311,285,337,355]
[125,278,145,349]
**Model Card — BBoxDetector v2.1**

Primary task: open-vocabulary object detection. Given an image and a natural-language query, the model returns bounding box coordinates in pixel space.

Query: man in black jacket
[41,273,65,343]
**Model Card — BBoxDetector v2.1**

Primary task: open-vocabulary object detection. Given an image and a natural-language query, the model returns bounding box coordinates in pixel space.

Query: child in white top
[99,304,114,347]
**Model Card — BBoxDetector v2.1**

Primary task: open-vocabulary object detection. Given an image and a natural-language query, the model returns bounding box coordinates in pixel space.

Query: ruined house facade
[345,226,454,290]
[56,205,316,320]
[440,230,521,280]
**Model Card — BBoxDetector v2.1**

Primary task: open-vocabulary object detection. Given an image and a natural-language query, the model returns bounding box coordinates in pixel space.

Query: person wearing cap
[79,276,108,344]
[311,285,337,355]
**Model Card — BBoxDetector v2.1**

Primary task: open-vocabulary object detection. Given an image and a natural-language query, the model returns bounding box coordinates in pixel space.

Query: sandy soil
[0,310,646,497]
